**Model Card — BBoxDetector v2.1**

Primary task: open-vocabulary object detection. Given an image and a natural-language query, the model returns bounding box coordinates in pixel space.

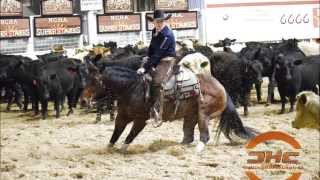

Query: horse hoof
[95,117,101,123]
[120,144,129,153]
[107,143,114,148]
[181,138,194,144]
[196,142,205,153]
[67,110,73,116]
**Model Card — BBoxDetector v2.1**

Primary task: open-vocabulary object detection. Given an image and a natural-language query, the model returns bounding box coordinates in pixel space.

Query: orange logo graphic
[243,131,303,180]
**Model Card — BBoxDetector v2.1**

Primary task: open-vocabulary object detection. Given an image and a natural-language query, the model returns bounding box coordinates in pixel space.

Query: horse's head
[80,64,104,108]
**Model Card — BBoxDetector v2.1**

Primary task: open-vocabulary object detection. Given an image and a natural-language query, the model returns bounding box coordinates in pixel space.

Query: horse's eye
[200,62,208,68]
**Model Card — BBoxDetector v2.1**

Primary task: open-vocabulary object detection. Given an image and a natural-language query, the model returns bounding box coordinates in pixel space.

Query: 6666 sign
[280,13,309,24]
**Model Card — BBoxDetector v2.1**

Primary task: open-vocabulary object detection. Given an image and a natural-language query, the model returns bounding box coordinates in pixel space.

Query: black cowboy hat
[147,9,172,22]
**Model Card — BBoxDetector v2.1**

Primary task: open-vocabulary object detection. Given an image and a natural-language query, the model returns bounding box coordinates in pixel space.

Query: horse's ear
[14,60,23,69]
[293,59,303,66]
[253,48,261,59]
[50,74,57,80]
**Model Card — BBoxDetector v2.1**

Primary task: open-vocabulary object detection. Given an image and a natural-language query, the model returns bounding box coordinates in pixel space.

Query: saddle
[162,66,200,101]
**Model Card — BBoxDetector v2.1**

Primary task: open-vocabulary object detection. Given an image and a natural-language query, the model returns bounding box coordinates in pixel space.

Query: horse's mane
[103,66,141,90]
[98,55,143,72]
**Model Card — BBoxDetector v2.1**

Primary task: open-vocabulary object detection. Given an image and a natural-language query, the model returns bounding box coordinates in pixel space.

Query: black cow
[8,59,47,115]
[275,55,319,113]
[240,42,275,103]
[35,59,85,119]
[213,38,237,53]
[1,54,35,111]
[212,52,263,116]
[37,52,67,63]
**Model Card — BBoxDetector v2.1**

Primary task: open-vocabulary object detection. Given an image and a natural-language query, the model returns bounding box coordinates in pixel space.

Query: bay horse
[101,65,256,153]
[80,55,143,122]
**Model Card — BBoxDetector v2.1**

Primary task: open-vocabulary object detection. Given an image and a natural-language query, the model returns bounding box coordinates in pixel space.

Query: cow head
[179,52,211,75]
[104,41,117,52]
[242,59,264,84]
[34,67,55,101]
[274,53,295,81]
[213,38,236,47]
[292,91,320,129]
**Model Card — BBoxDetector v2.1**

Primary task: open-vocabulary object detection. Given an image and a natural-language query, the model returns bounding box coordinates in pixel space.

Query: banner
[41,0,73,16]
[97,14,141,33]
[103,0,133,13]
[81,0,103,11]
[34,16,82,37]
[0,18,30,39]
[154,0,189,11]
[0,0,23,17]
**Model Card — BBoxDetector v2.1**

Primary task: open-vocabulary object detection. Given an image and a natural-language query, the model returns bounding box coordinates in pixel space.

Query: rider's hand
[137,67,146,75]
[142,56,149,63]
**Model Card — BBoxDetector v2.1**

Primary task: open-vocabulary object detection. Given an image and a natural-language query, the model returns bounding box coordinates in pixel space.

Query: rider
[137,9,176,121]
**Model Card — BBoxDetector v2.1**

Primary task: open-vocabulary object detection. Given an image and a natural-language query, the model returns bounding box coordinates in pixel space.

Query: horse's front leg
[182,114,197,144]
[255,82,262,103]
[109,112,129,147]
[197,110,210,153]
[95,103,103,123]
[121,119,147,153]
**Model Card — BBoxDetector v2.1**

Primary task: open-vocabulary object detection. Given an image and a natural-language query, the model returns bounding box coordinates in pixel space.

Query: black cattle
[103,41,118,53]
[37,52,67,63]
[35,59,85,119]
[240,42,275,103]
[275,55,320,113]
[0,82,23,111]
[7,57,85,119]
[213,38,237,53]
[211,52,263,116]
[8,59,47,115]
[1,54,35,111]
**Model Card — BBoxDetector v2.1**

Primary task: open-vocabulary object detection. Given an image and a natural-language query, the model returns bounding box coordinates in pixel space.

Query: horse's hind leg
[121,119,147,153]
[109,112,129,146]
[182,114,197,144]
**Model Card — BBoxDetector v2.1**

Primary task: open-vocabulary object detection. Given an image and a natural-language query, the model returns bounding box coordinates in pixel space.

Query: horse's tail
[218,93,258,142]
